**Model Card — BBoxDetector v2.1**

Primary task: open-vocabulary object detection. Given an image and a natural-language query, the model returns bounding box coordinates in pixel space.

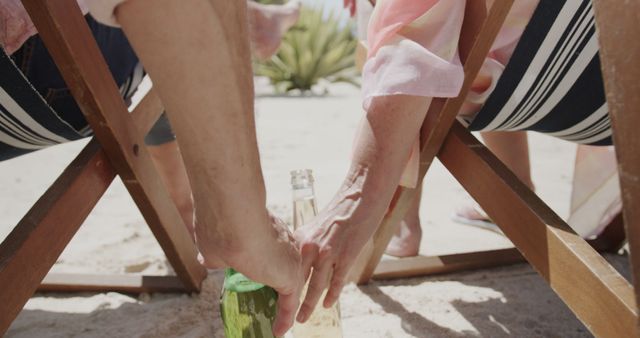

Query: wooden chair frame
[0,0,207,334]
[352,1,640,337]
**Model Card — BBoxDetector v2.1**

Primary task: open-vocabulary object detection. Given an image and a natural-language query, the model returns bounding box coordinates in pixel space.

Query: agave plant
[254,6,359,94]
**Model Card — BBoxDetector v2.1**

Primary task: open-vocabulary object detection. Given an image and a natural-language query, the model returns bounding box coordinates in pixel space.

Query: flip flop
[451,204,504,235]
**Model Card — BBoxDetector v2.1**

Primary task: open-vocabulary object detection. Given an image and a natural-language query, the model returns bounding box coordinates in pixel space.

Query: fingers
[324,262,349,308]
[299,242,318,281]
[273,287,301,337]
[296,261,332,323]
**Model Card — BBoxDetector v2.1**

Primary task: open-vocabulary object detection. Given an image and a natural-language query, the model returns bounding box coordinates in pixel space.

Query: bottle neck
[292,185,315,201]
[291,169,318,229]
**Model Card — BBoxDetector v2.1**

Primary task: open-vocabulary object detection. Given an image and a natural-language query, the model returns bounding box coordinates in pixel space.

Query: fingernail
[296,310,307,323]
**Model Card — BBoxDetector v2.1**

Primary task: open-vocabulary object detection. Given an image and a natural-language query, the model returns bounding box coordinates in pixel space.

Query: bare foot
[248,0,301,60]
[385,216,422,257]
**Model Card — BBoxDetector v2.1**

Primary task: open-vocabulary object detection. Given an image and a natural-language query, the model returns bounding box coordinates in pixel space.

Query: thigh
[10,15,139,131]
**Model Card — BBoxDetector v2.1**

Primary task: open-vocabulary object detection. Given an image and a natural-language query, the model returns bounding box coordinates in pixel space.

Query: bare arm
[116,0,301,335]
[295,94,431,322]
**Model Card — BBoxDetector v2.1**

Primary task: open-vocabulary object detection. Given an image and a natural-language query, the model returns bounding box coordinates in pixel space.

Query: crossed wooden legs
[352,1,640,337]
[1,0,208,334]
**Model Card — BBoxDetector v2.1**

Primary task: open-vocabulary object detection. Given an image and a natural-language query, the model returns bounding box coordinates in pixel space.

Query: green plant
[254,6,359,94]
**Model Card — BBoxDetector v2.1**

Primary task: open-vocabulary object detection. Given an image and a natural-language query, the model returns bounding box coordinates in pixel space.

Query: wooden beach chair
[352,1,640,337]
[0,0,207,334]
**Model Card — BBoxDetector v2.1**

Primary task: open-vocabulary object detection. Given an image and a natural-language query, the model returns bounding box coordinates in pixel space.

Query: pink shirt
[362,0,539,187]
[0,0,121,55]
[364,0,539,112]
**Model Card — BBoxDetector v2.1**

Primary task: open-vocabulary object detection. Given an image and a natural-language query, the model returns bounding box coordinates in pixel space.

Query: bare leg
[455,131,535,225]
[141,0,301,240]
[455,131,534,221]
[117,1,302,334]
[148,141,195,240]
[387,131,533,256]
[248,0,301,60]
[481,131,533,188]
[386,185,423,257]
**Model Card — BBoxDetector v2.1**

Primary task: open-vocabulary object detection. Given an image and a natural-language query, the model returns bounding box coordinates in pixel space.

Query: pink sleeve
[0,0,89,55]
[362,0,466,110]
[0,0,37,55]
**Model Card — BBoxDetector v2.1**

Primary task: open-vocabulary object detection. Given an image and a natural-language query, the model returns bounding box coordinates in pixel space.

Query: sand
[1,80,630,337]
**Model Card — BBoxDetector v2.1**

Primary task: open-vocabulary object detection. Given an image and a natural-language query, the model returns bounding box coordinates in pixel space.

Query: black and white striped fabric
[0,48,145,162]
[466,0,611,146]
[0,49,88,161]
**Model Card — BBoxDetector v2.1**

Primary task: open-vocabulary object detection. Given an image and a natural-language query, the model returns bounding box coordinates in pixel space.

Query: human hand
[0,0,37,54]
[293,188,379,323]
[197,213,304,336]
[343,0,356,17]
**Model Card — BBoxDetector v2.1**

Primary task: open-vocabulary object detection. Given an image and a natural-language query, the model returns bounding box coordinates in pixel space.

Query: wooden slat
[593,0,640,323]
[355,0,515,284]
[440,122,638,338]
[372,248,524,281]
[0,139,114,334]
[22,0,206,292]
[366,224,624,282]
[130,87,164,138]
[39,274,185,293]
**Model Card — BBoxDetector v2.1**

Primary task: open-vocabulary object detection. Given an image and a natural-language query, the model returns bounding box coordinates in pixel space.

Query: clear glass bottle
[220,268,280,338]
[290,169,343,338]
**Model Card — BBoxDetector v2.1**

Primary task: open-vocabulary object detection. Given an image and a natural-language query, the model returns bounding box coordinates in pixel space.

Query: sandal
[451,203,504,235]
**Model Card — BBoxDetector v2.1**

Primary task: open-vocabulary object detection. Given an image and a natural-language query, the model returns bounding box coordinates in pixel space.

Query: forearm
[333,95,432,232]
[117,0,271,252]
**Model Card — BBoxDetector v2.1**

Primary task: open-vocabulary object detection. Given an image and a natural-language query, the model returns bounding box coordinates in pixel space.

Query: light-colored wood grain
[39,274,185,293]
[440,122,638,338]
[372,248,524,281]
[593,1,640,329]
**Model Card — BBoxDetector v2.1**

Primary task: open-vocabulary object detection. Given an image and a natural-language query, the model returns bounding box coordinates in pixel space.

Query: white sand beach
[1,81,630,337]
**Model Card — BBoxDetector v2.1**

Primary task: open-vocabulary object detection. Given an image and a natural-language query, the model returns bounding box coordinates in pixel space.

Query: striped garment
[0,49,88,161]
[466,0,611,146]
[0,48,144,161]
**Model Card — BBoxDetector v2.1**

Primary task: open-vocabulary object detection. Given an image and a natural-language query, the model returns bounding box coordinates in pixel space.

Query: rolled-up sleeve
[362,0,466,110]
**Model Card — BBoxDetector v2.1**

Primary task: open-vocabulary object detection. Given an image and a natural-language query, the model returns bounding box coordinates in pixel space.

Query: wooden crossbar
[21,0,206,293]
[39,274,185,293]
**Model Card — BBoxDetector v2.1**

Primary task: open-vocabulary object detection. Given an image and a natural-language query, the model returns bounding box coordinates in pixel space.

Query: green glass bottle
[220,268,280,338]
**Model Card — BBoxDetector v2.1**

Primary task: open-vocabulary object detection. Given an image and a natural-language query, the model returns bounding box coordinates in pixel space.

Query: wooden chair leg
[38,274,185,293]
[372,248,524,281]
[440,122,638,338]
[22,0,207,292]
[0,139,114,334]
[593,1,640,327]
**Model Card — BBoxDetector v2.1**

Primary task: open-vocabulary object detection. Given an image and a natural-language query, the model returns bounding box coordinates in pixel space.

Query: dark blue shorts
[10,15,175,146]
